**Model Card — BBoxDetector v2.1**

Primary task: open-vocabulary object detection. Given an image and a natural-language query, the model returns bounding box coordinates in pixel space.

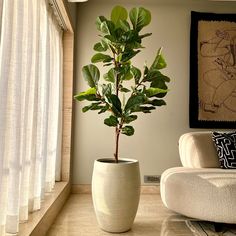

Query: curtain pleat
[0,0,14,234]
[0,0,63,235]
[55,28,63,182]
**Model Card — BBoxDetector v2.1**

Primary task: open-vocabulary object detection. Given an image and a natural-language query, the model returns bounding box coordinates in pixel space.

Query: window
[0,0,72,234]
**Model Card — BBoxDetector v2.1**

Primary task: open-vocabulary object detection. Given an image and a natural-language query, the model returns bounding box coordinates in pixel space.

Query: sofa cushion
[179,132,220,168]
[212,131,236,169]
[161,167,236,223]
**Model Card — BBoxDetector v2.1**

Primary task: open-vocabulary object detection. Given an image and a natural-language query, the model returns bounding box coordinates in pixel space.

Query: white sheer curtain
[0,0,63,235]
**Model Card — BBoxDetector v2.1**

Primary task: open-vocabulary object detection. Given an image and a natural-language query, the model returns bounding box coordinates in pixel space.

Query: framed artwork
[189,11,236,128]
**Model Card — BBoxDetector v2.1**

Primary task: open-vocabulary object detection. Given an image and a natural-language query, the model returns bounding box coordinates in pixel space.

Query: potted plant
[74,5,170,233]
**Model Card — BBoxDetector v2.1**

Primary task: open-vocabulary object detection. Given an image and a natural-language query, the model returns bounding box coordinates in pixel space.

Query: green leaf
[103,68,116,82]
[145,87,168,97]
[93,41,108,52]
[151,79,168,98]
[140,33,152,39]
[107,94,122,116]
[117,64,132,81]
[144,66,149,75]
[95,16,107,31]
[122,126,135,136]
[144,70,170,83]
[111,6,128,27]
[121,30,140,44]
[82,102,103,112]
[151,78,168,89]
[98,104,110,114]
[104,63,113,67]
[119,20,130,32]
[131,66,141,84]
[125,94,145,112]
[121,50,140,62]
[101,20,115,35]
[131,106,156,113]
[129,7,151,32]
[82,64,100,88]
[147,99,166,106]
[74,87,99,101]
[151,48,167,70]
[143,70,157,82]
[91,53,113,63]
[101,84,112,96]
[104,115,119,127]
[124,115,137,124]
[122,71,133,81]
[120,87,130,93]
[104,35,116,43]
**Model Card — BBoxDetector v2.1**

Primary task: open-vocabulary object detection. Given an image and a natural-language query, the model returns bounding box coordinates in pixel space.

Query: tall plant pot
[92,158,140,233]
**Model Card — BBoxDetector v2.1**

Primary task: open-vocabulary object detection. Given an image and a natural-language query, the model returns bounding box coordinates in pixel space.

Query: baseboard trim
[72,184,160,194]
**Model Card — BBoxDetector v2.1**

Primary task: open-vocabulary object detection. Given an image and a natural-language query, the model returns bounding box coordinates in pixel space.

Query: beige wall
[73,0,236,184]
[64,1,77,29]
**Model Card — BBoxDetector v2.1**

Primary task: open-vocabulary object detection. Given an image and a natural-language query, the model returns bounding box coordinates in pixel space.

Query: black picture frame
[189,11,236,128]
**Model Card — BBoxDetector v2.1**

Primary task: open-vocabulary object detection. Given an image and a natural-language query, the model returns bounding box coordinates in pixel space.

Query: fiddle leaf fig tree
[74,6,170,163]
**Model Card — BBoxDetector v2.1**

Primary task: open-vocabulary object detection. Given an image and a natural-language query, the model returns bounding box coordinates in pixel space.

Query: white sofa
[160,132,236,224]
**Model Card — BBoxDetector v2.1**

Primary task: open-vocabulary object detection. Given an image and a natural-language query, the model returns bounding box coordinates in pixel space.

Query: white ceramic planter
[92,158,140,233]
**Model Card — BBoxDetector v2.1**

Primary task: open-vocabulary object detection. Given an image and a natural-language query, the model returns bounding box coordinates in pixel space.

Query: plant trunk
[114,126,120,163]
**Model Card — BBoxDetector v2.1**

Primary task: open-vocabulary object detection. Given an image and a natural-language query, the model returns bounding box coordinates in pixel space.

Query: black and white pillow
[212,131,236,169]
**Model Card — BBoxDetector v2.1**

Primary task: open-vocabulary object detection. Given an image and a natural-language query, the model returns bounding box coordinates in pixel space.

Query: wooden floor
[47,194,194,236]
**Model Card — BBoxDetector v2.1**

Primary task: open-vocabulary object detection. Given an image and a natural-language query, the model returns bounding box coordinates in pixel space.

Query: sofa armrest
[179,132,220,168]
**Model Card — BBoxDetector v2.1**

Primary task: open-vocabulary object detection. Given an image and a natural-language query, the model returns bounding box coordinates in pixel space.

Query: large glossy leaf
[117,65,132,81]
[129,7,151,32]
[93,40,108,52]
[131,106,156,113]
[143,70,157,82]
[144,70,170,83]
[107,94,122,116]
[121,50,140,62]
[82,102,103,112]
[95,16,107,31]
[151,80,168,98]
[119,20,130,32]
[124,115,137,124]
[91,53,113,63]
[111,6,128,27]
[147,99,166,106]
[144,65,149,75]
[103,68,116,82]
[104,115,119,127]
[82,64,100,88]
[151,79,168,90]
[151,48,167,70]
[131,66,141,84]
[121,126,134,136]
[120,87,130,93]
[98,104,110,114]
[101,84,112,96]
[145,87,168,97]
[104,35,116,43]
[100,20,115,35]
[151,79,168,99]
[125,94,145,112]
[122,71,133,81]
[121,30,140,44]
[74,87,99,101]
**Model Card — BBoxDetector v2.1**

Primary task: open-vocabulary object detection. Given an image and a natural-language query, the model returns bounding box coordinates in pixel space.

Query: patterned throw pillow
[212,131,236,169]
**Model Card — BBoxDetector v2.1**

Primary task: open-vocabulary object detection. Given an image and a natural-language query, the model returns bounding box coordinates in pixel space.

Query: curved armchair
[160,132,236,224]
